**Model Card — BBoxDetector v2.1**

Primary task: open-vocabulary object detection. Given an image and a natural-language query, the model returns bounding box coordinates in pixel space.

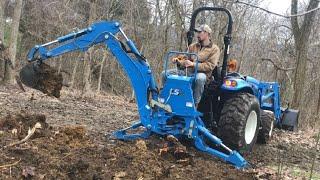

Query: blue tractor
[19,7,299,169]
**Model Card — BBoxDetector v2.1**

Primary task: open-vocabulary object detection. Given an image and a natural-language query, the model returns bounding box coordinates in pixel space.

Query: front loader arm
[26,21,158,123]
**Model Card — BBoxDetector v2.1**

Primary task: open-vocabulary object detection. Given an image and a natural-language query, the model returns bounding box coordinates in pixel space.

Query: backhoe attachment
[20,20,249,169]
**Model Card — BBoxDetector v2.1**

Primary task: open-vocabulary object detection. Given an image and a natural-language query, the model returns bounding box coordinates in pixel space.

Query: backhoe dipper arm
[27,21,158,122]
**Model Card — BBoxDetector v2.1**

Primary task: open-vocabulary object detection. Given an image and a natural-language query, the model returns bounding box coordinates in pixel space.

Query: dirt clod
[19,62,63,98]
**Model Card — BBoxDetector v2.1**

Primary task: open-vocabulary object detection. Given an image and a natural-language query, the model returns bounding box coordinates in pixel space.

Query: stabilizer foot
[112,121,151,140]
[194,126,248,168]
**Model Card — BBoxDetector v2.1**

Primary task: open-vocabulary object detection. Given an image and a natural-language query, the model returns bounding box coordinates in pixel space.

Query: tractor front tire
[257,110,274,144]
[218,93,260,155]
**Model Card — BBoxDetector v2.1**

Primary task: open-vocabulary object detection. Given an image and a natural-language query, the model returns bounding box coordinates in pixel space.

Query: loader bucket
[280,108,299,131]
[19,62,63,98]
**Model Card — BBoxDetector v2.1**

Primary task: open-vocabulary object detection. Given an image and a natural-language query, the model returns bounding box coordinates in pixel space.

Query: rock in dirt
[19,62,63,98]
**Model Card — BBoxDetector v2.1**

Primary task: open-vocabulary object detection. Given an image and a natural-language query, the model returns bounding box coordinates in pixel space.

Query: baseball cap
[194,24,212,34]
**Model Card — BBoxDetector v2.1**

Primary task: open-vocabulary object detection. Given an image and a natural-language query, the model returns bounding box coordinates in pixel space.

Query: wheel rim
[245,111,258,144]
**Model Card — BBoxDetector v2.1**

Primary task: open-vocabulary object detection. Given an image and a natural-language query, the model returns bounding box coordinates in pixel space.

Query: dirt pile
[0,112,256,179]
[19,62,63,98]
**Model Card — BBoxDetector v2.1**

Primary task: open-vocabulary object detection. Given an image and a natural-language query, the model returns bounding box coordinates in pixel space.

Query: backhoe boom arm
[27,21,158,122]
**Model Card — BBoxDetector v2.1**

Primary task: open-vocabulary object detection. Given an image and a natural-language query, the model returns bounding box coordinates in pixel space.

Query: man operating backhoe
[163,24,220,107]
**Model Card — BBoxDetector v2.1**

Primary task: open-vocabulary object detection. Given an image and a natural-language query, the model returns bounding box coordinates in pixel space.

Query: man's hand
[171,55,186,64]
[183,60,194,67]
[171,57,179,63]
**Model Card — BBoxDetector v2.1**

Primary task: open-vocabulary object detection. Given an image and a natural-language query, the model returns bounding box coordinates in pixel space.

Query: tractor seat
[212,66,245,80]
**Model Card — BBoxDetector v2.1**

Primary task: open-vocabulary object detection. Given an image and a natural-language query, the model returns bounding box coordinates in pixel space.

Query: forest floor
[0,85,319,179]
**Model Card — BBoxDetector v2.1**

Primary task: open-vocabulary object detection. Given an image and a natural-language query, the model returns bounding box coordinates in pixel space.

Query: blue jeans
[161,69,206,104]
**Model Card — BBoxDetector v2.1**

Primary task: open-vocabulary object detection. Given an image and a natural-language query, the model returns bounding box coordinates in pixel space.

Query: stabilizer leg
[194,126,248,168]
[112,121,151,140]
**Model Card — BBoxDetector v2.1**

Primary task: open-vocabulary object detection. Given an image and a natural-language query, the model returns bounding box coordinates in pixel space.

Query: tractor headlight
[224,80,237,87]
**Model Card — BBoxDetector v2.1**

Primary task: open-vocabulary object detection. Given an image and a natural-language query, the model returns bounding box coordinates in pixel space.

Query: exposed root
[4,123,42,148]
[0,159,21,169]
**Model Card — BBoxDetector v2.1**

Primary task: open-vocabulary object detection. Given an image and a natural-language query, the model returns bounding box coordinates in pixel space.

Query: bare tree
[0,0,5,41]
[97,52,107,93]
[82,0,97,95]
[3,0,23,84]
[0,0,5,80]
[291,0,320,109]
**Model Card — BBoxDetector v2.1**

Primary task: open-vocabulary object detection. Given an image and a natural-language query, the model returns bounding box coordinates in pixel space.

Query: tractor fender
[221,78,257,95]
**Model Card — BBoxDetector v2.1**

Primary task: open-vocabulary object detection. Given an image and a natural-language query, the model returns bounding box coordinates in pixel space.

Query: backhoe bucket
[19,62,63,98]
[280,108,299,131]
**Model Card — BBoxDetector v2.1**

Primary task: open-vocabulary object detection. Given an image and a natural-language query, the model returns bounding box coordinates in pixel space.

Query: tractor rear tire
[218,93,260,155]
[257,110,274,144]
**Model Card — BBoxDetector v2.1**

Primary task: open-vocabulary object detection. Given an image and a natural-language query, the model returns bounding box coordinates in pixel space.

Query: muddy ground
[0,85,319,179]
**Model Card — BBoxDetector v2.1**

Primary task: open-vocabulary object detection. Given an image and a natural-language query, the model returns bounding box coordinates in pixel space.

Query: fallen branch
[0,159,21,169]
[4,123,42,148]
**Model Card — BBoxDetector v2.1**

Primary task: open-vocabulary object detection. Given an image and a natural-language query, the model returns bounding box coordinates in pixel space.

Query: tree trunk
[238,33,247,72]
[57,56,63,74]
[82,0,96,94]
[3,0,23,84]
[82,52,92,94]
[317,82,320,115]
[291,42,308,109]
[70,56,80,89]
[0,0,5,41]
[170,0,185,51]
[97,52,106,93]
[290,0,320,109]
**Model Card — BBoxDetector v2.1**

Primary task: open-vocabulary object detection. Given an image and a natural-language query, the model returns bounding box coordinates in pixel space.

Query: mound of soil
[0,112,255,179]
[19,62,63,98]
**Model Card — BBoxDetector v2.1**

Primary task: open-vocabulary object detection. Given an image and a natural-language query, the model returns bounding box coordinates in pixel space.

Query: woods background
[0,0,319,129]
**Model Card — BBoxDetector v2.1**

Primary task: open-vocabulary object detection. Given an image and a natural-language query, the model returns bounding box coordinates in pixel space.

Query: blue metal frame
[26,21,248,168]
[163,51,200,78]
[258,82,281,124]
